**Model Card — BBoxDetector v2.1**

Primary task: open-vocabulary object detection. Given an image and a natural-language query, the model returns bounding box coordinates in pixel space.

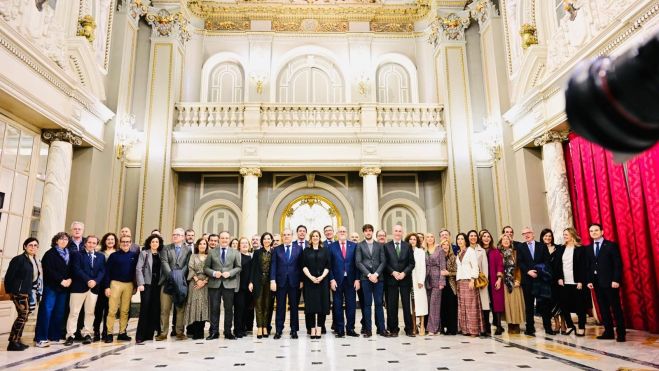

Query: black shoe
[235,333,243,339]
[225,334,236,340]
[18,342,29,350]
[64,337,75,346]
[117,333,132,342]
[597,333,615,340]
[274,333,282,339]
[93,332,100,342]
[74,333,84,341]
[616,335,626,342]
[524,331,535,337]
[321,327,327,334]
[291,332,298,339]
[494,327,504,336]
[104,335,114,343]
[206,333,219,340]
[390,331,399,338]
[405,332,416,338]
[82,335,92,345]
[307,329,311,335]
[336,331,345,338]
[257,335,262,339]
[7,342,26,351]
[363,331,372,338]
[377,330,391,337]
[565,327,575,336]
[545,329,557,335]
[170,329,176,337]
[346,330,359,337]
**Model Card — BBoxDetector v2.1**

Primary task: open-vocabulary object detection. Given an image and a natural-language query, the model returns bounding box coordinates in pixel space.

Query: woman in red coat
[486,231,505,335]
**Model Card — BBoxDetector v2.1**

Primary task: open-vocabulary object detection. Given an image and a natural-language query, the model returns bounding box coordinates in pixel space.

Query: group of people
[4,221,627,352]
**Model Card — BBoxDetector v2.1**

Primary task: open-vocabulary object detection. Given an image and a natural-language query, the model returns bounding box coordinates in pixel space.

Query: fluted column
[240,167,262,238]
[534,131,573,244]
[360,167,381,229]
[37,129,82,256]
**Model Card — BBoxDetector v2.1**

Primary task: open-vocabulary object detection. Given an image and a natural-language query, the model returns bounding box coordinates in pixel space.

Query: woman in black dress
[234,237,253,338]
[301,230,331,339]
[541,228,565,333]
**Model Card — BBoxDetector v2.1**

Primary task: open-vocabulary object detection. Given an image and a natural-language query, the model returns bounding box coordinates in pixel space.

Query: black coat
[249,248,272,297]
[42,247,71,292]
[585,239,622,286]
[383,240,415,287]
[239,253,252,290]
[555,245,588,284]
[516,240,550,286]
[4,254,33,295]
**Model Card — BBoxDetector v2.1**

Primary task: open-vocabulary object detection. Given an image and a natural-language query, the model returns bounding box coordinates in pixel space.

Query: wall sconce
[357,74,370,96]
[116,114,141,160]
[250,74,267,95]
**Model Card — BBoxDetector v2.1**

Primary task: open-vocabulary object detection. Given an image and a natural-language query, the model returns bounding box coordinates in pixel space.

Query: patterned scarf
[502,247,515,293]
[56,246,69,264]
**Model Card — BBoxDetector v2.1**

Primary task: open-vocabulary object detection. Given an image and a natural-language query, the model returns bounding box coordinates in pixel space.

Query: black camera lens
[566,32,659,154]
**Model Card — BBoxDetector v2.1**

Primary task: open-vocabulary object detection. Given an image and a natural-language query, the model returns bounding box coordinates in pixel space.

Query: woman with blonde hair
[499,234,525,334]
[556,227,589,336]
[425,235,447,335]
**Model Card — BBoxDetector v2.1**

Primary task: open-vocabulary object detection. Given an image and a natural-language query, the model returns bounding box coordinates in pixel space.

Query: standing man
[292,225,310,333]
[68,222,86,253]
[355,224,387,337]
[349,232,360,243]
[439,229,459,255]
[586,223,626,342]
[204,231,242,340]
[376,230,387,245]
[517,226,553,336]
[328,226,360,337]
[273,234,282,247]
[323,225,335,248]
[120,227,141,253]
[65,236,105,345]
[251,235,261,251]
[383,224,415,337]
[156,228,191,341]
[184,229,196,250]
[208,234,219,250]
[104,235,139,343]
[270,229,303,339]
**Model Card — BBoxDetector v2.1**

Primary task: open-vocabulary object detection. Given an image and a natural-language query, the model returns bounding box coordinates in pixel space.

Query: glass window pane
[17,132,34,173]
[0,168,14,212]
[37,141,49,180]
[10,172,28,213]
[1,125,19,169]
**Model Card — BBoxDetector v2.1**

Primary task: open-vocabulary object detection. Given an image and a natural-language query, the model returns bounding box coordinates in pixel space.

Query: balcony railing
[260,104,361,128]
[175,104,245,128]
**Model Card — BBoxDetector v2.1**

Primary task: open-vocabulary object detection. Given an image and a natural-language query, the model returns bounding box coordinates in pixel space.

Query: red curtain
[564,133,659,333]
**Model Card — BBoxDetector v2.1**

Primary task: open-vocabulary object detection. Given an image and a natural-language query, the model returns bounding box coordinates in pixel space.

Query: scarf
[56,246,69,264]
[502,247,515,293]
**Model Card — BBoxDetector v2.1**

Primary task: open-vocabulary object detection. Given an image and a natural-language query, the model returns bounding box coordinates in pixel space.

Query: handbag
[474,272,489,289]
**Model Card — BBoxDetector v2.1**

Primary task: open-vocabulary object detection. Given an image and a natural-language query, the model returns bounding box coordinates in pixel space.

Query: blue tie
[528,242,534,259]
[175,245,181,258]
[595,242,601,258]
[88,253,94,268]
[221,248,226,264]
[285,245,291,261]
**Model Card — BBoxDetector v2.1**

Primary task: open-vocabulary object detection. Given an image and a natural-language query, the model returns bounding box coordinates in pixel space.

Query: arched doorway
[279,194,342,235]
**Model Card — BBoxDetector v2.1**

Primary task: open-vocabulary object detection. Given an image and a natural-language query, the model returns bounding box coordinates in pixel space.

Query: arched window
[376,63,410,104]
[208,62,244,103]
[202,207,239,237]
[277,55,344,103]
[382,206,417,235]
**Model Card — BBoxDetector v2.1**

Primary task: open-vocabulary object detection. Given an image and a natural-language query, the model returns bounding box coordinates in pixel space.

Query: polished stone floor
[2,312,658,371]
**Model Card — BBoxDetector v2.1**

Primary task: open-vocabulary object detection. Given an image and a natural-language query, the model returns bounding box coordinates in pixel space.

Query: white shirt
[456,247,479,280]
[562,246,575,284]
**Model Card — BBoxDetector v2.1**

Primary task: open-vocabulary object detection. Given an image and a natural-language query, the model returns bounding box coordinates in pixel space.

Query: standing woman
[135,234,165,344]
[469,230,490,335]
[425,234,446,336]
[185,238,210,340]
[500,235,525,334]
[301,230,331,339]
[94,233,117,342]
[557,228,589,336]
[234,237,253,338]
[541,228,564,334]
[484,231,505,335]
[406,233,428,335]
[35,232,72,347]
[4,238,40,351]
[230,238,239,250]
[439,239,458,335]
[250,232,275,338]
[456,233,484,337]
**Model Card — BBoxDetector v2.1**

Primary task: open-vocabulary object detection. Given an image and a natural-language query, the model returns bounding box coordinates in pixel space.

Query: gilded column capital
[240,167,262,177]
[359,167,381,177]
[41,129,83,146]
[145,8,190,44]
[427,11,471,47]
[121,0,149,22]
[534,131,569,146]
[468,0,498,28]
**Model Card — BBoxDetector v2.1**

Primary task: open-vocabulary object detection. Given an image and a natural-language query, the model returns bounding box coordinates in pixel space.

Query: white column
[37,130,81,255]
[535,131,573,244]
[240,167,261,238]
[360,167,381,229]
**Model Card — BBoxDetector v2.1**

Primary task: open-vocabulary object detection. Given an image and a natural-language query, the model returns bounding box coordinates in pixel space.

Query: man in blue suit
[64,236,105,345]
[292,225,311,334]
[329,226,360,337]
[270,229,303,339]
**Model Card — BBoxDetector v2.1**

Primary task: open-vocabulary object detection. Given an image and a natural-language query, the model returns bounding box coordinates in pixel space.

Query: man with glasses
[120,227,141,253]
[156,228,191,341]
[103,236,138,342]
[68,222,86,253]
[273,234,282,247]
[329,226,360,337]
[270,229,303,339]
[517,227,552,336]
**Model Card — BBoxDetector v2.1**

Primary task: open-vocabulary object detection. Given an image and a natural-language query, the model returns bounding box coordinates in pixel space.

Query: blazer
[555,245,588,285]
[455,247,479,281]
[383,240,415,287]
[585,239,622,286]
[70,250,105,294]
[136,250,159,286]
[327,240,359,284]
[355,240,386,281]
[42,247,71,292]
[517,240,550,285]
[269,244,303,288]
[239,253,252,290]
[204,246,241,290]
[249,247,273,297]
[159,243,192,285]
[3,254,34,295]
[67,238,86,254]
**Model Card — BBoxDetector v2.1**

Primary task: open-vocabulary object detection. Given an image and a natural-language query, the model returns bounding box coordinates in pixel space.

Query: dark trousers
[301,289,312,331]
[357,287,365,330]
[188,321,205,338]
[245,292,255,332]
[93,293,109,336]
[136,284,161,341]
[208,286,235,336]
[522,283,551,332]
[560,284,587,329]
[234,288,251,334]
[275,284,299,333]
[9,294,29,343]
[594,281,625,335]
[441,287,458,334]
[333,279,357,332]
[35,286,68,342]
[361,279,384,333]
[386,283,412,333]
[307,313,326,328]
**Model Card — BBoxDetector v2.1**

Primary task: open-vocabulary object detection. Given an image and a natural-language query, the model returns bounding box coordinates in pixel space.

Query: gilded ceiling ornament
[123,0,148,21]
[205,19,251,31]
[146,8,191,43]
[429,11,471,44]
[77,15,97,43]
[369,22,414,32]
[467,0,497,27]
[519,23,538,49]
[240,167,263,177]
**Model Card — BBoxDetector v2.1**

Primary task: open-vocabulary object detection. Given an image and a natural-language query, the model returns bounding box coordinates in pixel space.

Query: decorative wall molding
[428,11,471,46]
[240,167,262,177]
[42,129,83,146]
[533,130,569,146]
[146,8,191,43]
[359,167,381,177]
[468,0,499,28]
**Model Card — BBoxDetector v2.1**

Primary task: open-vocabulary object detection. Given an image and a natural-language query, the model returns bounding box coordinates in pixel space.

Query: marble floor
[1,313,658,371]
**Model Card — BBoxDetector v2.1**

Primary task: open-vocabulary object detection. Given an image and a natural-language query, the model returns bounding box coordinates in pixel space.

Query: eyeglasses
[172,233,183,236]
[120,241,131,244]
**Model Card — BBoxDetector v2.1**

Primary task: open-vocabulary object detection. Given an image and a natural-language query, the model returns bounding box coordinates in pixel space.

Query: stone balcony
[171,102,448,171]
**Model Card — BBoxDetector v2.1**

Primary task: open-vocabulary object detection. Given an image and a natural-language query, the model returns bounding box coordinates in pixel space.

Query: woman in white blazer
[407,233,428,335]
[456,233,484,336]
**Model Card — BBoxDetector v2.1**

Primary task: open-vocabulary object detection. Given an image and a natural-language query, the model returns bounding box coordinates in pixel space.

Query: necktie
[528,242,534,258]
[88,253,94,268]
[221,248,226,264]
[175,245,181,258]
[341,242,346,259]
[285,245,291,261]
[395,242,400,257]
[595,242,601,258]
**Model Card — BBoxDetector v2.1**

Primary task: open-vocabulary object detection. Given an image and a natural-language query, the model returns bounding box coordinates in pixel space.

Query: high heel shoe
[576,329,586,337]
[565,327,575,335]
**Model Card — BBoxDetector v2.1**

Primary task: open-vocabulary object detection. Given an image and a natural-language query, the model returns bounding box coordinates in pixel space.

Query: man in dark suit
[586,223,626,342]
[64,236,105,345]
[328,226,360,337]
[292,225,311,334]
[355,224,386,337]
[156,228,192,341]
[204,231,242,340]
[383,224,415,337]
[517,226,553,336]
[270,229,303,339]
